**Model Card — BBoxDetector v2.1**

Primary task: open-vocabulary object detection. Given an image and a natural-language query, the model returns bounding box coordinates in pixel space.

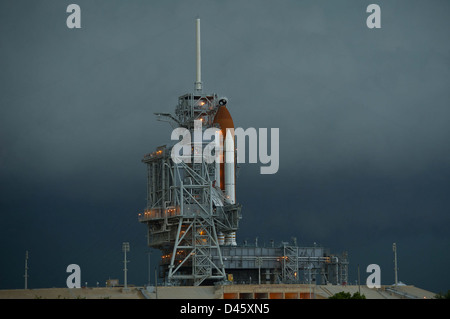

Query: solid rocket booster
[214,130,222,190]
[225,129,236,246]
[225,129,235,204]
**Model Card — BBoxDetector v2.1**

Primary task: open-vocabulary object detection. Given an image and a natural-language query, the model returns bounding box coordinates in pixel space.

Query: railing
[138,206,181,221]
[142,149,165,162]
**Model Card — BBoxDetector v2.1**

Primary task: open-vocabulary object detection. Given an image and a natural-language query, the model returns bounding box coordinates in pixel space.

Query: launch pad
[138,19,348,286]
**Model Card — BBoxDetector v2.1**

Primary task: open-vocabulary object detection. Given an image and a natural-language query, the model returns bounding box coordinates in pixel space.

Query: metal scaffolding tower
[282,243,299,283]
[138,19,241,285]
[139,92,241,285]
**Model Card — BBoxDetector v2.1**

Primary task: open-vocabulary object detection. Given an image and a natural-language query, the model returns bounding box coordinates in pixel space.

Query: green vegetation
[434,290,450,299]
[329,291,366,299]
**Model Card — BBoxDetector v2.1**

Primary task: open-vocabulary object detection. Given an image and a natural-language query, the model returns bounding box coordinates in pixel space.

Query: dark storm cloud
[0,0,449,292]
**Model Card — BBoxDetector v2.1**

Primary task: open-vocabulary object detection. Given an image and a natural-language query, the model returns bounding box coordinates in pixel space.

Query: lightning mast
[194,18,202,92]
[24,250,29,289]
[123,242,130,290]
[393,243,398,286]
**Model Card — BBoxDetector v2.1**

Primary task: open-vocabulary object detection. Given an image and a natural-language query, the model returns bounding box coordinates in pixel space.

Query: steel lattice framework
[139,92,241,286]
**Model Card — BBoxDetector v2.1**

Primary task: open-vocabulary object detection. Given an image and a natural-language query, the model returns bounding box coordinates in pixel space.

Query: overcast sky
[1,0,449,293]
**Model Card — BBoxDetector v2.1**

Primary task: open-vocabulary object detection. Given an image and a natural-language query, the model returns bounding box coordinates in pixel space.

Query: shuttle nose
[218,97,228,106]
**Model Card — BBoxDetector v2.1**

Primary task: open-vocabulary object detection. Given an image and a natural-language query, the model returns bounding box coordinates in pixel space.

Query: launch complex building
[138,19,349,286]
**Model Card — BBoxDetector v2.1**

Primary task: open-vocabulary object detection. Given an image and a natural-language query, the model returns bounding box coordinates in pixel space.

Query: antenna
[24,250,29,289]
[194,18,202,92]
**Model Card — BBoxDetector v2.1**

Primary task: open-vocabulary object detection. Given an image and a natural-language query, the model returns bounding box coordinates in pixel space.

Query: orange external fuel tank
[212,104,234,191]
